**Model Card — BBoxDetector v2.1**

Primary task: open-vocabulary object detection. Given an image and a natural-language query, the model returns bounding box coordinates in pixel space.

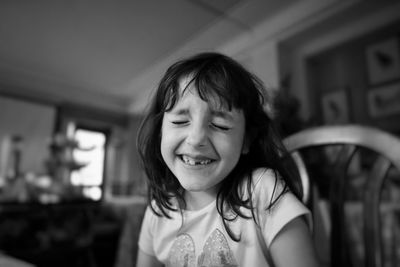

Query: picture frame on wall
[365,37,400,85]
[321,89,350,124]
[367,82,400,118]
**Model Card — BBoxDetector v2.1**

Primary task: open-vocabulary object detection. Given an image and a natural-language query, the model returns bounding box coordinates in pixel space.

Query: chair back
[283,124,400,267]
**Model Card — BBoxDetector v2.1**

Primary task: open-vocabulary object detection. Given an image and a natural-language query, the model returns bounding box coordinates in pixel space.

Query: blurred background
[0,1,399,266]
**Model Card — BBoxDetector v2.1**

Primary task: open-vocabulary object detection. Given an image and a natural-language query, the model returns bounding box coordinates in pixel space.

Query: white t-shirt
[138,168,311,267]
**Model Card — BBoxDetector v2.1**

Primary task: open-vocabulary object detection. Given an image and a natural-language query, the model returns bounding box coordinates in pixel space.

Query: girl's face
[160,78,248,200]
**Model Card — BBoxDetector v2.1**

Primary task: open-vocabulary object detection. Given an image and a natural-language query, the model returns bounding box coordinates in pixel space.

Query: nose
[185,122,208,147]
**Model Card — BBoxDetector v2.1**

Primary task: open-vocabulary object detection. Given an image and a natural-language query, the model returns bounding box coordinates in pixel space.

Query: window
[71,128,107,201]
[56,104,131,202]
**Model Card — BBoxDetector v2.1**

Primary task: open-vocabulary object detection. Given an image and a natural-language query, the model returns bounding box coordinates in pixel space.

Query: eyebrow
[168,108,189,116]
[167,106,236,120]
[211,109,234,120]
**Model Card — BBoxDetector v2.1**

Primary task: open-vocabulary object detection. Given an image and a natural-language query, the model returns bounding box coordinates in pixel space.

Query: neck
[184,190,217,211]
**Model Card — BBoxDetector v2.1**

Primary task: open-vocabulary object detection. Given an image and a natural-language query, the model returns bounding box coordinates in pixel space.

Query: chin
[179,178,221,193]
[180,183,206,192]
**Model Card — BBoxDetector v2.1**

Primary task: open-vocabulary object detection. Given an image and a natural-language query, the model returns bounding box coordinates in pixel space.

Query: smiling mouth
[180,155,214,166]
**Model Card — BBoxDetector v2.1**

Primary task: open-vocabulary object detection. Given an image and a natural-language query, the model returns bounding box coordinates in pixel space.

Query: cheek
[217,133,246,160]
[160,122,178,164]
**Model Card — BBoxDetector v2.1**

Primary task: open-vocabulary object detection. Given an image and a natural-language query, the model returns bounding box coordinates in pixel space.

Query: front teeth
[182,155,212,166]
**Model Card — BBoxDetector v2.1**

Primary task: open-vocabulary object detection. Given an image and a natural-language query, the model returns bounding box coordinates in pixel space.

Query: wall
[0,95,56,176]
[104,114,147,200]
[54,104,145,200]
[279,2,400,121]
[0,91,146,203]
[306,19,400,133]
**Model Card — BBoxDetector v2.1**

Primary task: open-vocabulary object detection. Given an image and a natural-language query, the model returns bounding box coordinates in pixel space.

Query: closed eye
[211,123,230,131]
[171,121,188,125]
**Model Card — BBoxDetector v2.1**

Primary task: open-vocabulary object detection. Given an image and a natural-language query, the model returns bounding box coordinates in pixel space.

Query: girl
[136,52,318,267]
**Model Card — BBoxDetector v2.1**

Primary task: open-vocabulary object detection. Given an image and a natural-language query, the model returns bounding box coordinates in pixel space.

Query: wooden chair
[283,124,400,267]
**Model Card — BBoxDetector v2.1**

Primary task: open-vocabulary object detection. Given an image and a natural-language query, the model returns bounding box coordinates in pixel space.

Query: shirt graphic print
[166,228,238,267]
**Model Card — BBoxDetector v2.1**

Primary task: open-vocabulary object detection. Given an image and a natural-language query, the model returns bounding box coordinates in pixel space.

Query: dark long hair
[137,52,302,240]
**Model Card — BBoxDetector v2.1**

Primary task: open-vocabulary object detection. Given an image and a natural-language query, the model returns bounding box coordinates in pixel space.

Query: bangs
[162,67,243,112]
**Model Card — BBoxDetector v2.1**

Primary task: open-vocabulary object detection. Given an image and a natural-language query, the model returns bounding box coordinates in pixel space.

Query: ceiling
[0,0,398,115]
[0,0,300,114]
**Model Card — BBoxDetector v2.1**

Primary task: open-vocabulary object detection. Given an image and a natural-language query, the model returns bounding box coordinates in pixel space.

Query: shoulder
[142,205,157,227]
[236,167,287,217]
[243,167,285,205]
[251,168,281,189]
[247,169,311,246]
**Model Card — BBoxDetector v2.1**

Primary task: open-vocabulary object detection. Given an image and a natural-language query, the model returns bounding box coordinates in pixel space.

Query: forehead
[175,75,230,111]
